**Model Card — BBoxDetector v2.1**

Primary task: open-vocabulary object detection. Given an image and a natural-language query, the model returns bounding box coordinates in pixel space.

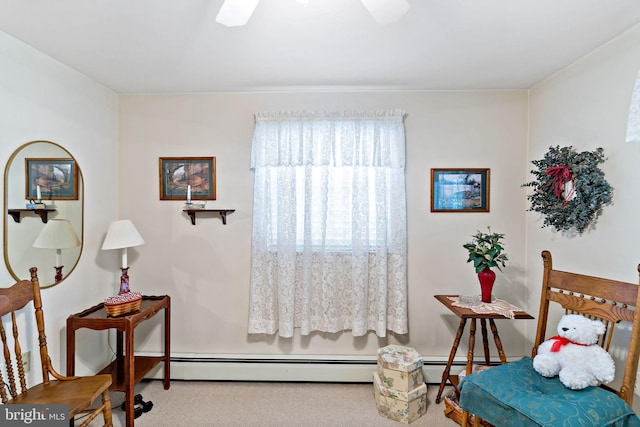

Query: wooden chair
[0,267,113,427]
[458,250,640,427]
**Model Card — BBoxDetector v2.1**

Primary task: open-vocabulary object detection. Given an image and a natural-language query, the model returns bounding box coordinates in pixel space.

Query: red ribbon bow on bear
[548,335,590,352]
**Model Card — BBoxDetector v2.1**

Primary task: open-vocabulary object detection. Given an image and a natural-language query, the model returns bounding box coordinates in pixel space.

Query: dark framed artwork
[431,168,490,212]
[25,158,78,200]
[159,157,216,200]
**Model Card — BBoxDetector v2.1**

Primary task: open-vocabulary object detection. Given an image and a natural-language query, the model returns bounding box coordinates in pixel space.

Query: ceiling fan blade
[360,0,409,25]
[216,0,261,27]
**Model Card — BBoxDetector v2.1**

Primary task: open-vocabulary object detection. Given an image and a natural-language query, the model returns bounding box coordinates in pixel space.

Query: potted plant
[463,227,508,302]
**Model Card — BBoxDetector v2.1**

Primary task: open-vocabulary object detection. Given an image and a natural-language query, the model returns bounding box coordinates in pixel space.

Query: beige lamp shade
[101,219,145,250]
[101,219,144,270]
[33,219,81,249]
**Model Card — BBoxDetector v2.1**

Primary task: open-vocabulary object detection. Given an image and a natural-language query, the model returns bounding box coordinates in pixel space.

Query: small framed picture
[25,158,78,200]
[431,168,490,212]
[159,157,216,200]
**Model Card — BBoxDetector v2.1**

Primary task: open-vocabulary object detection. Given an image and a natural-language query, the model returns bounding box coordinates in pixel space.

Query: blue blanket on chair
[458,357,640,427]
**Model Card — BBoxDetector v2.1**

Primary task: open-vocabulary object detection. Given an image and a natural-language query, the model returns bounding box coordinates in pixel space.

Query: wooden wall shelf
[8,208,56,223]
[183,209,235,225]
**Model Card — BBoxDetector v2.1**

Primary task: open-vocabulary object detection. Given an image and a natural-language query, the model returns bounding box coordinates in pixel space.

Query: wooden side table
[66,295,171,427]
[434,294,533,404]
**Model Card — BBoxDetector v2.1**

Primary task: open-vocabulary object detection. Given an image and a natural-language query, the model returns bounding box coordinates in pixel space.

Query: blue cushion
[458,357,640,427]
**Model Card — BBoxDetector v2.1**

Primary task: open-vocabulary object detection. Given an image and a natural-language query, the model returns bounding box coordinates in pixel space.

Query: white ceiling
[1,0,639,93]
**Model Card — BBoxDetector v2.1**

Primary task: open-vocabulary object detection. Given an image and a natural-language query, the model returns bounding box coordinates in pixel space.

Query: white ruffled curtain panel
[627,67,640,143]
[248,110,408,338]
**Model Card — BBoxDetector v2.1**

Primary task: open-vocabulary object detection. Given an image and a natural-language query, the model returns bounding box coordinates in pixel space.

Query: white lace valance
[251,110,406,168]
[254,110,406,122]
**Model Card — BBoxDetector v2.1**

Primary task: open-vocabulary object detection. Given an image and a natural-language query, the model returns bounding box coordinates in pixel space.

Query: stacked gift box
[373,344,427,424]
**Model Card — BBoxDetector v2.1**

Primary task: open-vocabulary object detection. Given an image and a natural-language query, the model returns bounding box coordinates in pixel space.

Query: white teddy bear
[532,313,615,390]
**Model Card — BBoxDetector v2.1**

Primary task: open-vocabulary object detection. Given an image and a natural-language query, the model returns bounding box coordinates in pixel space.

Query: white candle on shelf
[36,185,42,201]
[187,185,192,203]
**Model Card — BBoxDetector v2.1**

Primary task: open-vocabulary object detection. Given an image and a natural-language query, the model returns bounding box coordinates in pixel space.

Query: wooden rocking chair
[458,251,640,427]
[0,267,113,427]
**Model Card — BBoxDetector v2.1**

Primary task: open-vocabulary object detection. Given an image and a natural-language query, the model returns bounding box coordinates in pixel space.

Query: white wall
[0,31,119,378]
[118,90,530,366]
[527,24,640,297]
[527,22,640,411]
[5,18,639,387]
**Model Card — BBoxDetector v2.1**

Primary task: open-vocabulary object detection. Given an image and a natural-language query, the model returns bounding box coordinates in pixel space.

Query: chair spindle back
[0,268,52,403]
[534,250,640,405]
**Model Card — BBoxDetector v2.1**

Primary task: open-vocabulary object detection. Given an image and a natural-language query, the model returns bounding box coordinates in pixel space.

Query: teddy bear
[532,313,615,390]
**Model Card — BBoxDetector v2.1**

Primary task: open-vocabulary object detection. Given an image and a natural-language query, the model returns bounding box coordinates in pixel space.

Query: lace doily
[449,296,524,319]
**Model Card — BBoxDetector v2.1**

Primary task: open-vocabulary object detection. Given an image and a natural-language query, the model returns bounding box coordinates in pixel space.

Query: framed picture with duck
[431,168,490,212]
[25,157,78,200]
[159,157,216,201]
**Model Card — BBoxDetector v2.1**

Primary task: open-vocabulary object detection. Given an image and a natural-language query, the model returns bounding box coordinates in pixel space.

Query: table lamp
[101,219,145,294]
[33,219,81,282]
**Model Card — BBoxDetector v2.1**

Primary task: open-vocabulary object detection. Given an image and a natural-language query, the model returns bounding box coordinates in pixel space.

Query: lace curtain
[248,110,408,338]
[627,67,640,143]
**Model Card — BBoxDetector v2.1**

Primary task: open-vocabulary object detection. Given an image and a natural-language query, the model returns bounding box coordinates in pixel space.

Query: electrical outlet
[21,351,31,373]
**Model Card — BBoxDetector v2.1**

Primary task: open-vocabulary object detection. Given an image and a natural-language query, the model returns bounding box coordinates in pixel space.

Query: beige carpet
[79,380,459,426]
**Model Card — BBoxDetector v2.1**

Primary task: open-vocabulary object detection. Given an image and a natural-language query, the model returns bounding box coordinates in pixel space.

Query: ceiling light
[216,0,409,27]
[360,0,409,25]
[216,0,260,27]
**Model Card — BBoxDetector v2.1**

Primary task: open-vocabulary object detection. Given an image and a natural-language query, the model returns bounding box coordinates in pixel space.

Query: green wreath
[522,146,613,234]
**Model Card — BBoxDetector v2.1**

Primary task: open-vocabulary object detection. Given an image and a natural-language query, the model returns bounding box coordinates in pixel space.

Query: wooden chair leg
[461,410,469,426]
[102,389,113,427]
[462,409,484,427]
[77,389,113,427]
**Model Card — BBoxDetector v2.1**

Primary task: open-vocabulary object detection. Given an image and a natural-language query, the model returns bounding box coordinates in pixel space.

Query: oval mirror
[3,141,83,288]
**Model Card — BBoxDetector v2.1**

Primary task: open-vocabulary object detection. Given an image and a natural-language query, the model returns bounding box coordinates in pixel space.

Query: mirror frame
[3,140,84,288]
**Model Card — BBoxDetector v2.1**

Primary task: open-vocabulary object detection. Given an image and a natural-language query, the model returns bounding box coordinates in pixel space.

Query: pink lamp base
[119,267,130,294]
[54,266,64,282]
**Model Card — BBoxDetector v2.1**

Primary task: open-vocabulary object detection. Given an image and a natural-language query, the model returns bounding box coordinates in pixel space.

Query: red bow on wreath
[545,165,572,202]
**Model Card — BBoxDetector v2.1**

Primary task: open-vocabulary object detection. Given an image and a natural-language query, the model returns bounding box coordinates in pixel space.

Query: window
[262,163,388,251]
[248,110,408,338]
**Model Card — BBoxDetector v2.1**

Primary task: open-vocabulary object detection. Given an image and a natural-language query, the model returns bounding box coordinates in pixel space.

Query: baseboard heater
[140,353,481,384]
